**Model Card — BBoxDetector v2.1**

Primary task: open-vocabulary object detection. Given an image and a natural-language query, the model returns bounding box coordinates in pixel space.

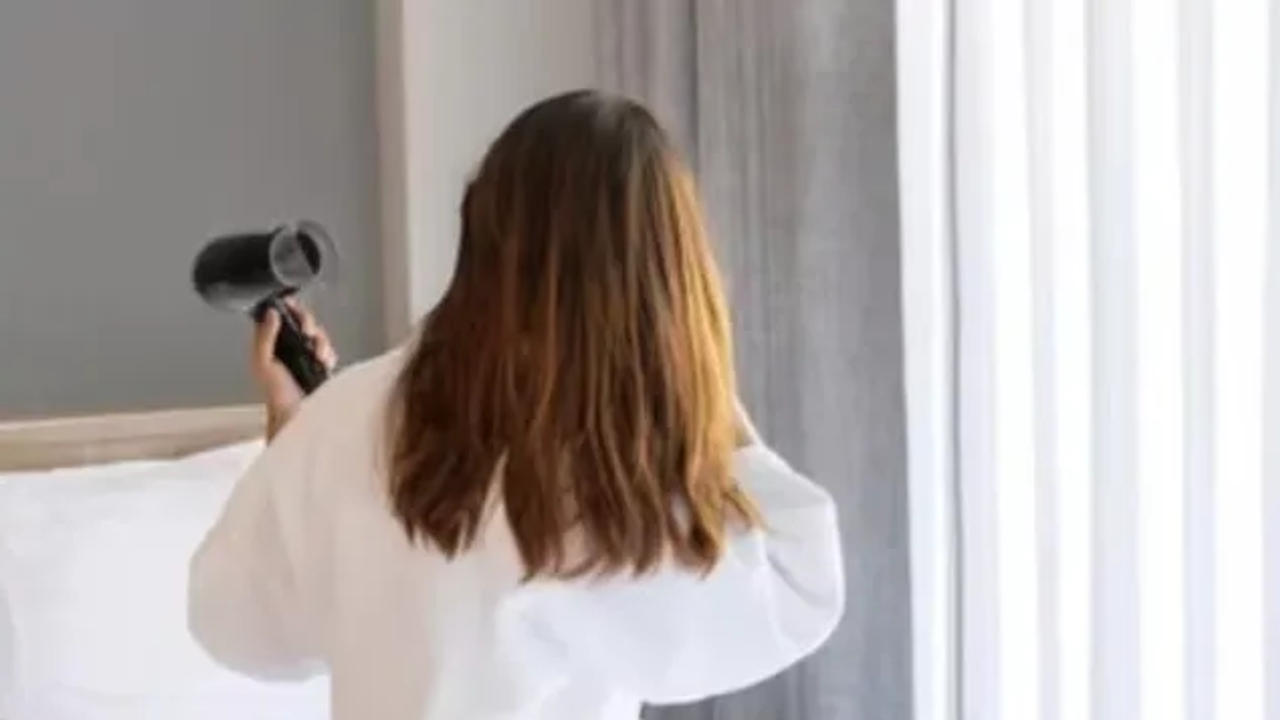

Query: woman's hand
[251,297,337,440]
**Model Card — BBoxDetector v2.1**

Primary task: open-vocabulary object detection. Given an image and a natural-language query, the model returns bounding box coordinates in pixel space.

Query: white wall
[378,0,598,343]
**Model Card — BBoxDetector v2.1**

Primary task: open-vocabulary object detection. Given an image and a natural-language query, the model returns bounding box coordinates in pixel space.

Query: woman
[190,91,843,719]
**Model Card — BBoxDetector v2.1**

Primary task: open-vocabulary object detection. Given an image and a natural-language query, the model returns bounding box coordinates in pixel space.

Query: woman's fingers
[253,307,282,371]
[313,333,338,370]
[251,307,305,417]
[252,298,334,440]
[282,296,337,370]
[250,307,304,439]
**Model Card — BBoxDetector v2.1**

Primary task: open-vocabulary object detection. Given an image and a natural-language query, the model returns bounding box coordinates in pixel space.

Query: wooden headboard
[0,405,264,472]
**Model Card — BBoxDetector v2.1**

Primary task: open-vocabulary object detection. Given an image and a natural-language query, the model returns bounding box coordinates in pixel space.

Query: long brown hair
[389,90,757,577]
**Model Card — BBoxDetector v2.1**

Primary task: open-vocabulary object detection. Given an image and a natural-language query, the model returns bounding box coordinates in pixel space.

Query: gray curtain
[596,1,911,718]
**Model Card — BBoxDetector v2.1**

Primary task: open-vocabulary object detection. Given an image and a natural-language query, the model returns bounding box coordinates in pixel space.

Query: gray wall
[0,0,382,417]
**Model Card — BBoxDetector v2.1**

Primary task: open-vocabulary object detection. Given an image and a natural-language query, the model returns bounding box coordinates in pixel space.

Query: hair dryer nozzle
[192,221,335,312]
[192,220,339,394]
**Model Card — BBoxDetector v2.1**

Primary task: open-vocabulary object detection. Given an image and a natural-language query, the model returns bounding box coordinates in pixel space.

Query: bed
[0,406,330,719]
[0,405,264,472]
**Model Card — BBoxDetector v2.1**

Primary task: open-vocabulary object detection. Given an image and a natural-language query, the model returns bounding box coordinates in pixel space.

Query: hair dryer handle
[265,297,329,394]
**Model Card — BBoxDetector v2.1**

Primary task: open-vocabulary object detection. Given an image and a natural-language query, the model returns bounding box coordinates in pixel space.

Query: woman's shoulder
[269,346,409,465]
[296,346,408,418]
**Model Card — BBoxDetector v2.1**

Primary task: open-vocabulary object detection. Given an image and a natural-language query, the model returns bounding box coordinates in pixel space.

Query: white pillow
[0,441,329,720]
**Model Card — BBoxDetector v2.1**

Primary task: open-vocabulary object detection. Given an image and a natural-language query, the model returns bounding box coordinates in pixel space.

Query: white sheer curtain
[896,1,1279,719]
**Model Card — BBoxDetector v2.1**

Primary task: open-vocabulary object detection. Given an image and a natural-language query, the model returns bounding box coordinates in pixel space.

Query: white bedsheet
[0,441,328,720]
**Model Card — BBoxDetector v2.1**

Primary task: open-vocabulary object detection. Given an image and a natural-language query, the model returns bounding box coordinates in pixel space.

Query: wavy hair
[389,90,757,577]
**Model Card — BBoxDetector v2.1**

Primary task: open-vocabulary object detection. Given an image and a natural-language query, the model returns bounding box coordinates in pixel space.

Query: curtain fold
[897,0,1279,718]
[598,1,912,718]
[895,0,957,718]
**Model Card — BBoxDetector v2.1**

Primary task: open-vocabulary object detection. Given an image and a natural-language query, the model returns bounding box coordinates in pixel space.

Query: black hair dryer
[193,220,337,394]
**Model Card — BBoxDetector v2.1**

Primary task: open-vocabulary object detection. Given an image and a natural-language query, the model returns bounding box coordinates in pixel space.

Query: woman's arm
[522,436,845,705]
[188,416,325,679]
[250,298,337,440]
[187,300,337,678]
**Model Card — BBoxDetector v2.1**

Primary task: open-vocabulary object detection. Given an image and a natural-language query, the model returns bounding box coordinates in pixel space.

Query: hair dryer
[193,220,336,394]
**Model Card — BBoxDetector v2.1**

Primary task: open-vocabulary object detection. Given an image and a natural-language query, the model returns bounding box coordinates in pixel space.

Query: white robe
[189,349,844,720]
